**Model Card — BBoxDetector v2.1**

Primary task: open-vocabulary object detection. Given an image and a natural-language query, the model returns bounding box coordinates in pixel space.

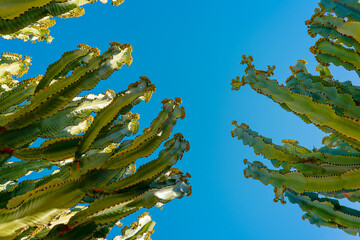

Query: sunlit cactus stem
[0,43,191,239]
[0,0,125,43]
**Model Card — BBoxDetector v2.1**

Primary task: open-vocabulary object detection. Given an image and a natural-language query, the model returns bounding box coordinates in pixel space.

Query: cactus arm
[39,91,114,138]
[68,177,190,226]
[54,54,95,82]
[287,62,360,120]
[101,99,185,170]
[234,58,360,148]
[307,13,360,52]
[305,2,360,75]
[68,121,139,176]
[244,159,360,193]
[5,43,132,131]
[75,78,155,159]
[0,76,41,114]
[328,21,360,44]
[35,46,97,93]
[0,179,82,239]
[332,132,360,151]
[231,123,302,165]
[50,117,92,139]
[0,92,112,150]
[0,160,53,182]
[311,38,360,76]
[233,128,360,177]
[70,100,185,175]
[0,166,70,208]
[105,134,189,192]
[13,85,146,162]
[232,123,360,167]
[0,123,41,149]
[0,91,113,151]
[303,211,360,236]
[286,190,360,230]
[0,1,76,34]
[70,150,114,177]
[17,206,89,239]
[91,112,139,150]
[7,55,104,129]
[0,170,109,238]
[292,162,360,177]
[0,181,35,208]
[116,212,155,240]
[309,65,360,103]
[0,53,31,87]
[13,136,81,161]
[0,0,62,20]
[0,0,124,43]
[5,178,65,209]
[320,0,360,21]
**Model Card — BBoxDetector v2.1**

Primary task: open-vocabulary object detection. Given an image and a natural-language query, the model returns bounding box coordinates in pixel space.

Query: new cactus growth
[231,0,360,236]
[0,0,124,43]
[0,43,191,239]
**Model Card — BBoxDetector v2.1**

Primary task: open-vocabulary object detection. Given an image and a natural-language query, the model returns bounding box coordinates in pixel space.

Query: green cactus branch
[234,57,360,148]
[0,0,124,43]
[306,0,360,76]
[286,190,360,232]
[232,123,360,176]
[319,0,360,21]
[0,43,191,239]
[232,0,360,236]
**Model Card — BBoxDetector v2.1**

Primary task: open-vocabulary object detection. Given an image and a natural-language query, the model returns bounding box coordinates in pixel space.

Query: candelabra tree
[0,42,191,239]
[0,0,124,43]
[231,0,360,236]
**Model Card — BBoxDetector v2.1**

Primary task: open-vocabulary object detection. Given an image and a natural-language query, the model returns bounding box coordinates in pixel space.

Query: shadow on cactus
[231,0,360,236]
[0,0,124,43]
[0,42,191,239]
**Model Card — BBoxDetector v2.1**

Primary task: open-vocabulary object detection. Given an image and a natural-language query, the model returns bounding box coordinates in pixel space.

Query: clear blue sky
[1,0,358,239]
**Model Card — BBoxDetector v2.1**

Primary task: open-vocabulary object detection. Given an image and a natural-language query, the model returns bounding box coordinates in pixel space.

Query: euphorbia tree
[0,43,191,239]
[232,0,360,236]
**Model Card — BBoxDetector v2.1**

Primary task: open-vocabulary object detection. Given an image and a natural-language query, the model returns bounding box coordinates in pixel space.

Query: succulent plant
[0,0,124,43]
[0,42,191,239]
[231,0,360,236]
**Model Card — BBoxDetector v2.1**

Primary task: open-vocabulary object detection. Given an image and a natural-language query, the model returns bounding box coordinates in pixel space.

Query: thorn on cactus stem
[304,160,314,164]
[0,147,14,155]
[58,224,75,235]
[93,188,103,193]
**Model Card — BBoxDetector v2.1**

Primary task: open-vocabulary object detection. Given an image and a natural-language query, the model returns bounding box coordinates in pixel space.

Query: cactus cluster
[231,0,360,236]
[0,0,124,43]
[0,43,191,239]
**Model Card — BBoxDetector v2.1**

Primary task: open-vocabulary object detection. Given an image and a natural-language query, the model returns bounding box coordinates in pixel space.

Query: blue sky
[1,0,358,239]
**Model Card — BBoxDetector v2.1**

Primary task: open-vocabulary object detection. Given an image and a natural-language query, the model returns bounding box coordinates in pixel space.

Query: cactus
[0,43,191,239]
[231,0,360,236]
[0,0,124,43]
